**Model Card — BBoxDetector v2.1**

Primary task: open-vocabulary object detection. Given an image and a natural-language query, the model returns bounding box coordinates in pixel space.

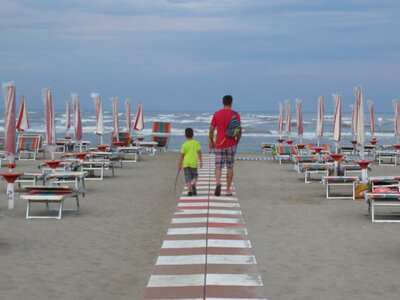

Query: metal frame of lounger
[323,176,358,200]
[117,146,140,162]
[46,172,87,191]
[368,176,400,192]
[366,193,400,223]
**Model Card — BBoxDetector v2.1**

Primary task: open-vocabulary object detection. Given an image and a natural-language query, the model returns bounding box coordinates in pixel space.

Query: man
[209,95,241,196]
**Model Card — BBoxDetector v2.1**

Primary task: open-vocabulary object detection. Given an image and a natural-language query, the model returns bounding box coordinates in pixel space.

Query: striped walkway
[143,154,267,299]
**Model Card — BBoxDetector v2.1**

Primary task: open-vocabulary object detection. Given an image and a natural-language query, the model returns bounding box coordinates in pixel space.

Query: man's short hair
[185,127,194,138]
[223,95,233,106]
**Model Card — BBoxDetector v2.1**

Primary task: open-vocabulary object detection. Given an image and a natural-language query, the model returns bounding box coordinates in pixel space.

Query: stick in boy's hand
[173,169,181,194]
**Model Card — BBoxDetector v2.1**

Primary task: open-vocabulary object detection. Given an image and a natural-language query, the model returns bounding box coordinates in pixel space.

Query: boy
[178,128,203,196]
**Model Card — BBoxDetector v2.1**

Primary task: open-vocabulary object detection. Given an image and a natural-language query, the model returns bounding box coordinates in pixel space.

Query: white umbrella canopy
[2,81,16,161]
[368,100,375,137]
[125,99,131,136]
[393,99,400,143]
[277,102,283,138]
[72,93,83,151]
[285,100,291,139]
[16,95,29,132]
[316,96,325,146]
[91,93,104,144]
[332,94,342,153]
[296,98,303,143]
[111,97,119,141]
[133,102,144,131]
[65,101,71,137]
[43,88,56,159]
[355,87,365,157]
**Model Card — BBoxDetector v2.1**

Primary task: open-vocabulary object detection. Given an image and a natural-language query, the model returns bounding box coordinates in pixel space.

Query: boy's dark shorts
[184,167,198,183]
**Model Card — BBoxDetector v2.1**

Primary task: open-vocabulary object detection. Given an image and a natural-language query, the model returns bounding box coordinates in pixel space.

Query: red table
[112,141,125,147]
[97,145,108,152]
[370,138,377,145]
[277,138,285,144]
[297,144,305,150]
[286,140,294,145]
[0,172,23,209]
[75,153,87,160]
[354,160,374,182]
[45,160,63,170]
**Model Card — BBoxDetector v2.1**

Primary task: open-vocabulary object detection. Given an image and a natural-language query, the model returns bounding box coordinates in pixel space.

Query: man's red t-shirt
[210,108,241,149]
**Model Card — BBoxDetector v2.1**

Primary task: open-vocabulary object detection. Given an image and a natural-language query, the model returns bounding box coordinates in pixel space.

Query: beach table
[302,163,333,183]
[292,155,319,173]
[365,192,400,222]
[21,186,80,220]
[322,176,358,200]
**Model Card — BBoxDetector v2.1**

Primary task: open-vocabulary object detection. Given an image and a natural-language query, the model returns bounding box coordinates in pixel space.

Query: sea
[0,110,397,153]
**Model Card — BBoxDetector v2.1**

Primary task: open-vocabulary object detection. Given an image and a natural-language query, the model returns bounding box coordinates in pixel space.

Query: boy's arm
[198,150,203,169]
[178,153,184,170]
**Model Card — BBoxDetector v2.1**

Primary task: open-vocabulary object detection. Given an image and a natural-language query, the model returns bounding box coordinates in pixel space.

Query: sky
[1,0,399,112]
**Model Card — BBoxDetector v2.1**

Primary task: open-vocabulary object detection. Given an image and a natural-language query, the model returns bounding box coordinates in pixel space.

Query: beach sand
[0,152,400,299]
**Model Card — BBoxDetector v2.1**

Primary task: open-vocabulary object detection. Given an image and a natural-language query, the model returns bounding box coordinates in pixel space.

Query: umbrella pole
[80,141,83,152]
[335,142,338,154]
[100,135,103,145]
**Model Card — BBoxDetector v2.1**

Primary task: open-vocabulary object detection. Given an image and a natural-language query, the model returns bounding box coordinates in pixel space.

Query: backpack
[226,111,241,138]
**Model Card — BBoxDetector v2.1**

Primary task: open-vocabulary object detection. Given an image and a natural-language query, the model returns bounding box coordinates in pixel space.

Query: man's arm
[208,126,215,148]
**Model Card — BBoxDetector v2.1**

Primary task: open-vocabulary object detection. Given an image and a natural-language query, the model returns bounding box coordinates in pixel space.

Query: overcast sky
[1,0,399,112]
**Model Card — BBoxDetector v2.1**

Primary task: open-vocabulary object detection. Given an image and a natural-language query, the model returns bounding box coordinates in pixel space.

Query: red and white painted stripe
[144,154,267,299]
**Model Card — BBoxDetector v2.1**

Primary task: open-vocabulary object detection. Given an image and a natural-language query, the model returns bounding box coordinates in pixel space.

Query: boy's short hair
[223,95,233,106]
[185,128,194,138]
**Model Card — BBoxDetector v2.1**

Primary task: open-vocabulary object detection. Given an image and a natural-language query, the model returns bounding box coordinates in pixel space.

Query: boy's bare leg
[187,183,192,193]
[226,168,233,194]
[215,168,222,186]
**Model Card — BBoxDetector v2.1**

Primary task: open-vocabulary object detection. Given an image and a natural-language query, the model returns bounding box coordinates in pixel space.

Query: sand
[0,152,400,299]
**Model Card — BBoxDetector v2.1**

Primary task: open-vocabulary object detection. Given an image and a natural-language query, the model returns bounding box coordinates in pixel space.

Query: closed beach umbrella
[368,100,375,137]
[393,99,400,143]
[16,95,29,132]
[316,96,324,146]
[72,93,83,151]
[43,88,56,159]
[134,102,144,131]
[296,98,303,143]
[112,97,119,141]
[2,81,16,161]
[332,94,342,152]
[285,100,291,139]
[125,99,131,136]
[65,101,71,137]
[355,87,365,157]
[91,93,104,144]
[351,105,357,140]
[278,102,283,138]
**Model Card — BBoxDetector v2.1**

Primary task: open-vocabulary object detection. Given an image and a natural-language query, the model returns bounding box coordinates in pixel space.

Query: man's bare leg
[226,167,234,195]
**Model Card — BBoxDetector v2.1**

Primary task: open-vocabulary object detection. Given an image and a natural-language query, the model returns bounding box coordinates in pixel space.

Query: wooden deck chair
[152,121,171,152]
[17,134,41,160]
[112,132,132,146]
[275,145,298,164]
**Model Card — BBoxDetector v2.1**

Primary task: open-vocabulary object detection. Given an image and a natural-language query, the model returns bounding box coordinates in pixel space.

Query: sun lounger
[73,140,90,151]
[340,164,363,177]
[117,146,141,162]
[15,172,47,190]
[322,176,358,200]
[112,132,132,146]
[292,155,319,173]
[55,139,75,153]
[368,176,400,192]
[275,145,297,164]
[261,143,274,155]
[80,160,114,180]
[20,186,80,219]
[302,163,333,183]
[376,150,397,166]
[45,171,87,190]
[152,121,171,152]
[365,192,400,222]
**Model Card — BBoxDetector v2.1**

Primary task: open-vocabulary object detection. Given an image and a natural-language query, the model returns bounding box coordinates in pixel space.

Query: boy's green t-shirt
[181,139,201,168]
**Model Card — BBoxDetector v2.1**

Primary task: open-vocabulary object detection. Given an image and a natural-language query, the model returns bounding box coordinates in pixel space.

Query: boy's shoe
[192,185,197,196]
[214,184,222,196]
[187,192,193,196]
